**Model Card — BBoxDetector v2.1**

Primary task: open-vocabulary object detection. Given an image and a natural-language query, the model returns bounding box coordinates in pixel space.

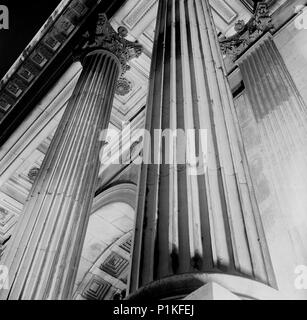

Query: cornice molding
[0,0,91,116]
[0,0,126,138]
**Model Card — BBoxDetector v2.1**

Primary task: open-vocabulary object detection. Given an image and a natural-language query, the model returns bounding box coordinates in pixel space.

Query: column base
[183,282,241,300]
[127,273,287,300]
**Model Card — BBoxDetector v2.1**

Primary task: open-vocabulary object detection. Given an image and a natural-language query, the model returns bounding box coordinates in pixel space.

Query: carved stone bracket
[80,13,143,76]
[219,2,274,62]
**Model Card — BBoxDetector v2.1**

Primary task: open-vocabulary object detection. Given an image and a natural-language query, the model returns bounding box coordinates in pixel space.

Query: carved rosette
[81,13,143,76]
[0,206,8,222]
[219,2,274,62]
[115,77,132,96]
[28,167,40,182]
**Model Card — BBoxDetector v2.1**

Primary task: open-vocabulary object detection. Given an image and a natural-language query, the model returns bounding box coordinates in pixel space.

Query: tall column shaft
[0,50,120,300]
[0,13,142,300]
[129,0,276,300]
[238,34,307,261]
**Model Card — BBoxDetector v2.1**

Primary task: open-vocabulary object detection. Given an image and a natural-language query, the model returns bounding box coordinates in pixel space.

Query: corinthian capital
[219,2,274,62]
[81,13,143,75]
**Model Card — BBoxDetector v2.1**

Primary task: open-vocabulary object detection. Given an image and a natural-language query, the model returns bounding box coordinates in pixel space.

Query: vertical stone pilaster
[128,0,277,300]
[238,34,307,263]
[0,14,142,300]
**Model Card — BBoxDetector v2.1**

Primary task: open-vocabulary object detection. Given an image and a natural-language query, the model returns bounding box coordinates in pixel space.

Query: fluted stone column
[237,34,307,262]
[128,0,278,300]
[0,14,142,300]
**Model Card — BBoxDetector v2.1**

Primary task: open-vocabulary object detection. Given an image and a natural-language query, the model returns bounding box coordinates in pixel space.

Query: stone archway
[74,231,133,300]
[92,183,137,211]
[72,183,137,299]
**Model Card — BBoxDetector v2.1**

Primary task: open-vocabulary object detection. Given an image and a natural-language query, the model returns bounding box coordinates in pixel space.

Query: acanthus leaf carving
[80,13,143,76]
[219,2,274,62]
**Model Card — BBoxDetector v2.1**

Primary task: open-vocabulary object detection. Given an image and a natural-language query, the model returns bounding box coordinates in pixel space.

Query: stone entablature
[0,0,94,117]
